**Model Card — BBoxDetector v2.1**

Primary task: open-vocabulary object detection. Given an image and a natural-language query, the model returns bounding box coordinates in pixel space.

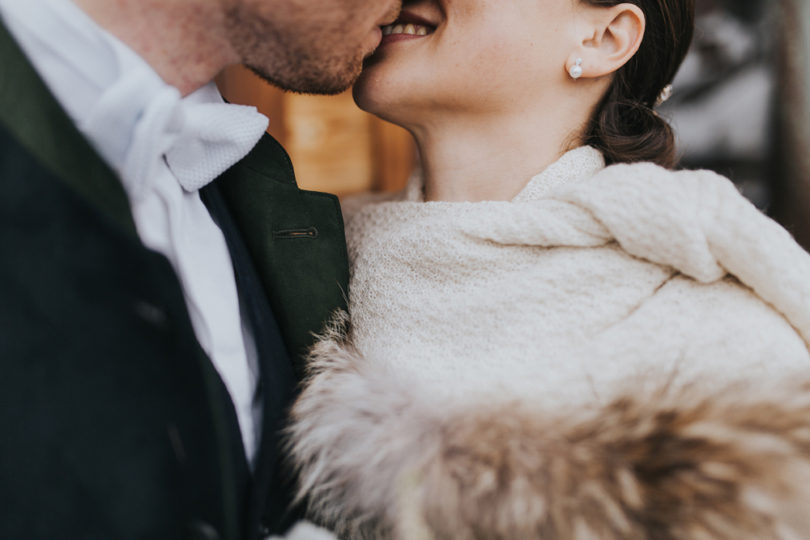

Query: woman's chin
[353,71,403,121]
[354,49,437,119]
[353,58,435,128]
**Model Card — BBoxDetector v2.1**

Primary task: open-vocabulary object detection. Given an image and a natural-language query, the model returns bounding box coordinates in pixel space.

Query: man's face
[224,0,402,94]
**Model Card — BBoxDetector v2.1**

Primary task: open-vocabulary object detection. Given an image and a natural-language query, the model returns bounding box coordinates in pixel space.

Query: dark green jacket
[0,22,348,540]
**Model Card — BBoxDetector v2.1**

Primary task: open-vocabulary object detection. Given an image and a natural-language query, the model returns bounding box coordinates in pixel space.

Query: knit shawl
[287,147,810,539]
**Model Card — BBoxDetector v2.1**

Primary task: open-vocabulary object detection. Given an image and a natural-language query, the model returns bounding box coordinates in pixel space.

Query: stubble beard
[249,49,363,96]
[224,6,366,95]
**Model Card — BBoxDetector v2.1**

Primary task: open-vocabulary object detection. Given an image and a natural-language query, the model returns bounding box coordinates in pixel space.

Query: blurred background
[217,0,810,250]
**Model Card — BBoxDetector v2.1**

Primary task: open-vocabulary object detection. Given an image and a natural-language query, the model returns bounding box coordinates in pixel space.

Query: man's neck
[72,0,239,95]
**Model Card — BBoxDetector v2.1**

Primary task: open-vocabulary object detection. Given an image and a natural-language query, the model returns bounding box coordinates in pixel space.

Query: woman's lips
[378,11,437,46]
[380,26,431,45]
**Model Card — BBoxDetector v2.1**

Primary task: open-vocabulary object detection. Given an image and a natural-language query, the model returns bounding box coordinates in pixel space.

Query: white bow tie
[87,72,269,200]
[164,84,269,192]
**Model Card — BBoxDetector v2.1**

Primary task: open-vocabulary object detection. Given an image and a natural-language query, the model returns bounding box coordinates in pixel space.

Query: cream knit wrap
[340,146,810,405]
[287,147,810,539]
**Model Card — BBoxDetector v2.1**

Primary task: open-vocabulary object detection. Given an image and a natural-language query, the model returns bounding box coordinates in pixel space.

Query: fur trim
[286,314,810,539]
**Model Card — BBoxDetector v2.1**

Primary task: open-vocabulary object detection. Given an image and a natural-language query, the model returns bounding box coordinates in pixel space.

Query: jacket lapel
[1,21,350,372]
[218,134,350,376]
[0,23,246,539]
[0,22,136,236]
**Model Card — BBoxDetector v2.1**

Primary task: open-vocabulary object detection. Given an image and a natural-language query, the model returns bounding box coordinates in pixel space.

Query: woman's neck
[408,104,590,202]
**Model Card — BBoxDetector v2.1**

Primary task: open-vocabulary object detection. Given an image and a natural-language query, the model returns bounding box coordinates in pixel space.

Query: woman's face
[353,0,581,127]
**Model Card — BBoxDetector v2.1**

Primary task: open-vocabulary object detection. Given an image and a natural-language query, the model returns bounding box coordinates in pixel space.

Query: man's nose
[380,0,403,26]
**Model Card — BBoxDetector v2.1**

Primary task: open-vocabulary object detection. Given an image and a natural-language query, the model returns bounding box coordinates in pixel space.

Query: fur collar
[288,313,810,539]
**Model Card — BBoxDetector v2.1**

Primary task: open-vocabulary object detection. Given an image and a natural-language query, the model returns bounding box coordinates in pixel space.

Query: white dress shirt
[0,0,270,465]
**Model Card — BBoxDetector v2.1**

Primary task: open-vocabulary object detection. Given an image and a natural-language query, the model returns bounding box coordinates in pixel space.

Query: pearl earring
[569,58,583,80]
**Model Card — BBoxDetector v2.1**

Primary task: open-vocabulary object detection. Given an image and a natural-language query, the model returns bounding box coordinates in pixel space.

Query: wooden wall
[216,66,415,197]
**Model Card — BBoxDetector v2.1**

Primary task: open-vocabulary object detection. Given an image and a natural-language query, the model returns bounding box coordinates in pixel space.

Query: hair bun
[581,0,693,169]
[586,91,677,169]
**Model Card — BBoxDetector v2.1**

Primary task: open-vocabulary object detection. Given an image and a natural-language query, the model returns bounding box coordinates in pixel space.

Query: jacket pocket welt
[273,227,319,240]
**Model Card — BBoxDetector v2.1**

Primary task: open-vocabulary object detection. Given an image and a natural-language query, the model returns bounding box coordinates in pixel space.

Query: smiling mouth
[382,23,433,37]
[379,11,437,42]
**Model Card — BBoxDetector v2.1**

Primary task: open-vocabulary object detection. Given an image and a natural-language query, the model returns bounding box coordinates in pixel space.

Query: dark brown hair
[582,0,695,168]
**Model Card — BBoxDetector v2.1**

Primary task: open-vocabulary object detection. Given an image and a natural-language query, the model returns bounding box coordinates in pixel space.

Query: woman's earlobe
[567,3,644,81]
[569,58,584,80]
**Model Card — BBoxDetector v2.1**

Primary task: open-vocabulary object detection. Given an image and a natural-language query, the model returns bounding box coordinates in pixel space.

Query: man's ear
[567,3,645,80]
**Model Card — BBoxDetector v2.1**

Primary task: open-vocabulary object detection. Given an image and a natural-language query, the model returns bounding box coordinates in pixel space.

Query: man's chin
[247,62,361,96]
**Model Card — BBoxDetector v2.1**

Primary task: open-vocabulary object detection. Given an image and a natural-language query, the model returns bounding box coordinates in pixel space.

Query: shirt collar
[0,0,268,198]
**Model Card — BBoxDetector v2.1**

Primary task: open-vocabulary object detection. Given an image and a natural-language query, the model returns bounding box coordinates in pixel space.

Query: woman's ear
[567,3,645,80]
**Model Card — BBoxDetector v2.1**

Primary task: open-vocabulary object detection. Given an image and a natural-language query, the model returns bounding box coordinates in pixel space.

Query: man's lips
[364,26,384,54]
